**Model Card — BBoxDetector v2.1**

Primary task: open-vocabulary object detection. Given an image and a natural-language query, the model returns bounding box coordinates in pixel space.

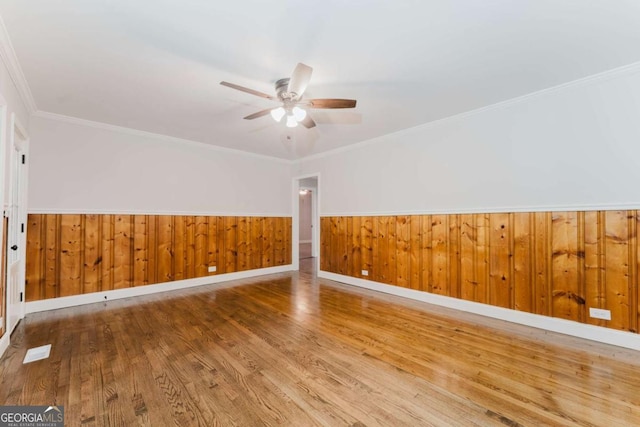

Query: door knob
[10,245,18,250]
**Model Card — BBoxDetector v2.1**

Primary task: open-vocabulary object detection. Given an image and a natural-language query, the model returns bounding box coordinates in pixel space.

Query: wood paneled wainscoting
[321,211,640,334]
[26,214,292,301]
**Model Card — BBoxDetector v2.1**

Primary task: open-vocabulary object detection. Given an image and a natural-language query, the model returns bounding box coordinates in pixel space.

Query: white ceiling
[2,1,640,160]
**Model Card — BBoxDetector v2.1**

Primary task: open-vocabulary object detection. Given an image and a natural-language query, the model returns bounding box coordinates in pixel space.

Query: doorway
[293,174,319,272]
[299,187,313,260]
[4,114,28,335]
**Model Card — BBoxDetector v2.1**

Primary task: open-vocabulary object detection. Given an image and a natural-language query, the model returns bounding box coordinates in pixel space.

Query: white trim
[9,112,29,324]
[299,240,312,244]
[12,114,28,143]
[0,331,9,359]
[297,60,640,164]
[0,15,37,114]
[319,271,640,351]
[33,111,293,164]
[26,265,294,314]
[0,104,6,351]
[28,208,292,217]
[292,178,300,270]
[311,187,318,258]
[320,202,640,218]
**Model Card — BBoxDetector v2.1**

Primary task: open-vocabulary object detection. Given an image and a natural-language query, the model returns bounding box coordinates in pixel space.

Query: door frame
[5,112,28,333]
[292,173,320,273]
[0,102,6,342]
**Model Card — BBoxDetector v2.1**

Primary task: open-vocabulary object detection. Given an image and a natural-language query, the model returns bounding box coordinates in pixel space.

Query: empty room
[1,1,640,426]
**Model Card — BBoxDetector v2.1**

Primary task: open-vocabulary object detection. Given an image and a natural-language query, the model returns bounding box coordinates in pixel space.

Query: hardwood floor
[1,259,639,426]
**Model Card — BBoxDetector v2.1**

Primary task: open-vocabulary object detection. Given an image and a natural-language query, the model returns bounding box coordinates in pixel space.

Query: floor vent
[23,344,52,364]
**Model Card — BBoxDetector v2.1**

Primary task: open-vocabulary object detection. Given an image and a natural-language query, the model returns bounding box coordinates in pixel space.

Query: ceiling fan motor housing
[275,78,295,101]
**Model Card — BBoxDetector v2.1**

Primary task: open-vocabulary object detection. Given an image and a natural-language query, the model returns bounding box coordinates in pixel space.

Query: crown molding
[33,110,294,164]
[0,14,37,114]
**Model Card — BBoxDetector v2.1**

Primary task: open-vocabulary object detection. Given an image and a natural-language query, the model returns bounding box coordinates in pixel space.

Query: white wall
[295,66,640,215]
[28,115,292,215]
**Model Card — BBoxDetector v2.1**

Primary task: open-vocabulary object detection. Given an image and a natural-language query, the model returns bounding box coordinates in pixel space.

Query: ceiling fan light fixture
[220,63,356,131]
[286,115,298,128]
[292,106,307,121]
[270,107,286,122]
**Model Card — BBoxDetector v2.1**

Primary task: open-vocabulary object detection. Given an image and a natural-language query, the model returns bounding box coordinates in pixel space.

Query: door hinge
[21,154,26,164]
[21,223,25,233]
[20,292,23,302]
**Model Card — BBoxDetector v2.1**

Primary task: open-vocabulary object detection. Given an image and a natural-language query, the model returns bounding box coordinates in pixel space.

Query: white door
[1,216,6,335]
[5,115,28,334]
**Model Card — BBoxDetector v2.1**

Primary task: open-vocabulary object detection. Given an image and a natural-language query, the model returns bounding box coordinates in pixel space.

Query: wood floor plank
[1,259,639,426]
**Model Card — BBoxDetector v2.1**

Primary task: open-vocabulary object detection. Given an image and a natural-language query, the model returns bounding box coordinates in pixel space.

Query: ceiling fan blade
[287,63,313,98]
[220,81,275,100]
[305,99,357,109]
[300,115,316,129]
[243,108,276,120]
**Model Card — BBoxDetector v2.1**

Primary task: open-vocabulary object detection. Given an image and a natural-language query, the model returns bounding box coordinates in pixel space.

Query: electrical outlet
[361,270,369,276]
[208,266,217,273]
[589,307,611,320]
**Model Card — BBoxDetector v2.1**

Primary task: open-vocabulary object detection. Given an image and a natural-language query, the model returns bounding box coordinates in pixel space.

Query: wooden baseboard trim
[318,271,640,351]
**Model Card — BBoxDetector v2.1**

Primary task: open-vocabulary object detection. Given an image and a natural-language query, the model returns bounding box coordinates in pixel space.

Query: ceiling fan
[220,63,357,129]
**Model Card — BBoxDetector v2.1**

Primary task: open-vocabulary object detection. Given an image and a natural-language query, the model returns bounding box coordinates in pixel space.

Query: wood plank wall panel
[605,211,631,331]
[261,217,273,271]
[250,217,261,270]
[26,214,292,301]
[513,213,534,314]
[459,214,474,302]
[25,215,43,301]
[274,217,285,267]
[59,214,82,297]
[431,215,448,296]
[173,216,186,281]
[194,216,208,277]
[321,211,640,334]
[132,215,148,287]
[100,215,113,293]
[113,215,133,290]
[361,217,373,280]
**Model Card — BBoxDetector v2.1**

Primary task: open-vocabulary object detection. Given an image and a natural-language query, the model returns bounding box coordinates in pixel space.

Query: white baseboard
[0,330,9,359]
[319,271,640,352]
[26,265,294,314]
